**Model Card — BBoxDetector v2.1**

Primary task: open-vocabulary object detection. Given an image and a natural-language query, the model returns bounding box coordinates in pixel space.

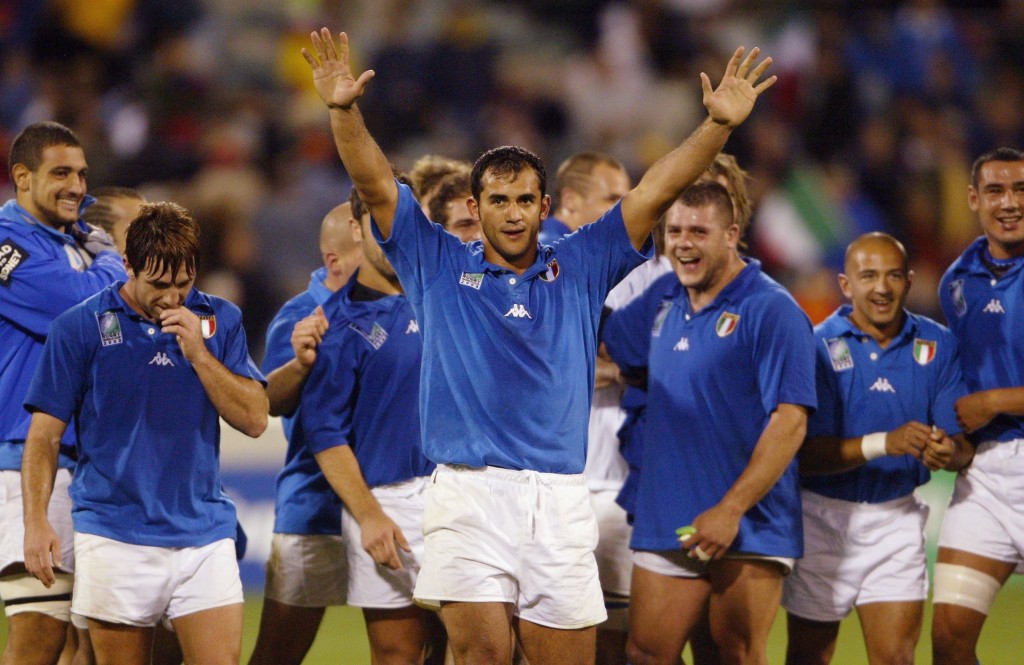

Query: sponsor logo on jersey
[983,299,1005,314]
[948,279,967,318]
[913,338,936,366]
[96,311,123,346]
[826,337,853,372]
[351,321,388,350]
[0,238,28,287]
[869,377,895,393]
[406,319,419,334]
[539,259,560,282]
[673,336,689,351]
[504,303,532,319]
[459,272,484,290]
[199,315,217,339]
[715,311,739,337]
[652,301,672,337]
[148,351,175,367]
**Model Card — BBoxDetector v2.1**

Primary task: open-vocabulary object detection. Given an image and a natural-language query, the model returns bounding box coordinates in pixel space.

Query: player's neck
[687,254,745,313]
[847,311,903,349]
[356,266,402,295]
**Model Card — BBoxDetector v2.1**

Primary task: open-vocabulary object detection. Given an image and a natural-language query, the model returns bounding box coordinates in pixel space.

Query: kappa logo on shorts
[826,337,854,372]
[459,272,484,290]
[0,237,29,287]
[913,338,936,366]
[948,279,967,318]
[652,301,673,337]
[199,315,217,339]
[351,321,388,349]
[148,352,175,367]
[96,311,123,346]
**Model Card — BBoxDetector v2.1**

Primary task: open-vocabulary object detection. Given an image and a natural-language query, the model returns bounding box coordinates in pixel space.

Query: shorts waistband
[975,438,1024,456]
[802,489,918,512]
[436,464,587,487]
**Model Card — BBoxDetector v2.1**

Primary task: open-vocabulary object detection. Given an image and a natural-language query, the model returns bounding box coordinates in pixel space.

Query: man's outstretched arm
[303,29,398,237]
[620,47,776,249]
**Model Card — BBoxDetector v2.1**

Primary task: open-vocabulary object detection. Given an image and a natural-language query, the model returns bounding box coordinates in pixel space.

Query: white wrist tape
[861,432,888,460]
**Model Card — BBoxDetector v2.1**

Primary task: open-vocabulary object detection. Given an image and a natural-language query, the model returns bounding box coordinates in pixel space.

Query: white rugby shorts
[633,548,794,579]
[0,469,75,574]
[939,440,1024,567]
[264,533,348,608]
[783,490,928,622]
[590,487,632,597]
[343,476,428,609]
[414,465,606,629]
[72,533,242,626]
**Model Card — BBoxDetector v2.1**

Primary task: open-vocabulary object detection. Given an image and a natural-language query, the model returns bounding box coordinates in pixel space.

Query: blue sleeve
[932,331,968,436]
[217,303,266,386]
[261,306,303,375]
[0,229,127,337]
[805,341,839,439]
[24,310,90,423]
[603,283,658,375]
[751,294,817,414]
[298,333,357,455]
[372,183,459,305]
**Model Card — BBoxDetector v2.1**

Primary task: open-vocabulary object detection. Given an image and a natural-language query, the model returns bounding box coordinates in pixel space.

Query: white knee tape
[0,572,73,621]
[932,563,1001,615]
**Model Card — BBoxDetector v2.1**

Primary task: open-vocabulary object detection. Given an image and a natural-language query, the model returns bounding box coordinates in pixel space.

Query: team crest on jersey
[459,272,484,290]
[652,301,673,337]
[351,321,388,350]
[96,311,123,346]
[539,259,560,282]
[199,315,217,339]
[715,312,739,337]
[948,279,967,318]
[913,339,936,366]
[0,238,28,287]
[826,337,853,371]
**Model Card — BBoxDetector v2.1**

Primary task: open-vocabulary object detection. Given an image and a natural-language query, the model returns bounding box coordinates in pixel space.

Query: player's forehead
[976,160,1024,188]
[589,163,630,194]
[665,201,726,229]
[478,168,541,197]
[847,241,905,273]
[37,144,87,172]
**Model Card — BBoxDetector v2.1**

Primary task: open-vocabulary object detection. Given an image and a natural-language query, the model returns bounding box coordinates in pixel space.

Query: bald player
[783,233,973,665]
[248,202,362,665]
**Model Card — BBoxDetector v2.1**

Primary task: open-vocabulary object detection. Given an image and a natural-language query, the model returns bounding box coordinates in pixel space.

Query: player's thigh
[85,617,153,665]
[172,602,243,665]
[784,613,840,665]
[628,555,710,663]
[517,617,596,665]
[855,601,921,665]
[931,547,1014,654]
[364,605,437,664]
[707,559,784,659]
[1,611,69,665]
[248,598,326,665]
[440,600,515,664]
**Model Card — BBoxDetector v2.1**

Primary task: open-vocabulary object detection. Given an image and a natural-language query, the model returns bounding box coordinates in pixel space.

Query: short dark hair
[679,181,735,225]
[9,121,82,177]
[350,167,411,221]
[125,202,201,280]
[83,187,146,235]
[428,172,471,227]
[971,147,1024,187]
[471,146,546,200]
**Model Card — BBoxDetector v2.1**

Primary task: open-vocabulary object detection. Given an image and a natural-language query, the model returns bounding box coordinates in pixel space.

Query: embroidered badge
[715,312,740,337]
[199,315,217,339]
[826,337,853,371]
[96,311,123,346]
[0,238,29,287]
[948,279,967,318]
[652,301,673,337]
[913,339,936,366]
[351,321,388,350]
[459,272,484,290]
[539,259,560,282]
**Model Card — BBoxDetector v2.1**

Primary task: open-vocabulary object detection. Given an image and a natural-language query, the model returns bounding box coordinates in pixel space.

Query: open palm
[302,28,375,110]
[701,47,776,129]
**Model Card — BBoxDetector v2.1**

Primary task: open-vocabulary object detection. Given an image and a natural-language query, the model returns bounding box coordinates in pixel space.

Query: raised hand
[302,28,376,110]
[701,47,777,129]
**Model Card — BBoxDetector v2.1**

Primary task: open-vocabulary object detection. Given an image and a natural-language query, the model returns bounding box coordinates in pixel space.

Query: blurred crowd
[2,0,1019,358]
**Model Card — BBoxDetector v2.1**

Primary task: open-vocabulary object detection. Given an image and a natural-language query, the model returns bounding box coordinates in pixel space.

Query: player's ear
[837,273,852,299]
[467,196,480,222]
[11,163,30,192]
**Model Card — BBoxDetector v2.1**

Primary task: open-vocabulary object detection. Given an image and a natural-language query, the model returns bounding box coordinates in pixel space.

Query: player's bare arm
[620,46,776,249]
[161,306,268,437]
[686,403,806,560]
[20,412,68,588]
[314,446,411,570]
[799,420,932,476]
[955,386,1024,433]
[303,29,398,236]
[266,307,329,416]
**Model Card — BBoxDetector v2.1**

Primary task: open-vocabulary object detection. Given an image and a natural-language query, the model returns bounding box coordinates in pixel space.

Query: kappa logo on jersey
[652,301,672,337]
[406,319,419,334]
[199,315,217,339]
[505,303,532,319]
[539,259,560,282]
[0,238,28,287]
[826,337,854,372]
[148,352,175,367]
[869,377,895,393]
[913,338,936,366]
[673,336,689,351]
[351,322,388,350]
[96,311,123,346]
[948,279,967,318]
[983,299,1005,314]
[459,272,484,290]
[715,312,739,337]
